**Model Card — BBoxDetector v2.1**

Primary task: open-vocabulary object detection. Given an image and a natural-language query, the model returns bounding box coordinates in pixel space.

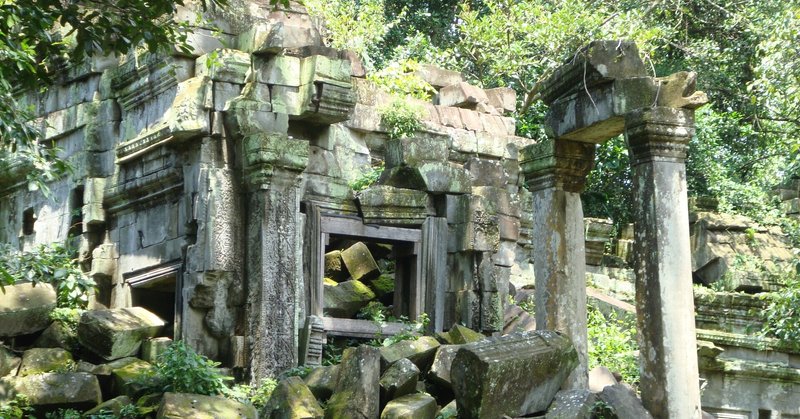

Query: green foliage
[281,365,313,379]
[378,99,424,141]
[44,409,81,419]
[381,313,429,347]
[142,340,231,396]
[84,404,140,419]
[368,60,436,100]
[356,301,430,346]
[759,270,800,348]
[0,243,94,308]
[587,306,639,387]
[583,135,633,225]
[590,400,616,419]
[226,378,278,410]
[0,394,32,419]
[350,162,385,191]
[305,0,392,71]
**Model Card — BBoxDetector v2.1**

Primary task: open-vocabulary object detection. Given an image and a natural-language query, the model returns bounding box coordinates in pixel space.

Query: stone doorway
[127,262,181,339]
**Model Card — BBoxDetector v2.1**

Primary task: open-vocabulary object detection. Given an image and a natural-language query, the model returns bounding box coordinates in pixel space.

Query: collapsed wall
[0,1,535,381]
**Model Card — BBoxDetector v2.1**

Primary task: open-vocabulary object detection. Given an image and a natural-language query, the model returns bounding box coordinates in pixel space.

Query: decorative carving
[625,107,695,165]
[519,138,595,193]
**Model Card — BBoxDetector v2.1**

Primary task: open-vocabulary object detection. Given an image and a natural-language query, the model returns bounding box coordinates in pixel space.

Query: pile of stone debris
[1,280,650,418]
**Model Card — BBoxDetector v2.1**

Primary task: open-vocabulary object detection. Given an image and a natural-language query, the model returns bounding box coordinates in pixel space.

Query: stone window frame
[125,261,182,339]
[305,209,425,339]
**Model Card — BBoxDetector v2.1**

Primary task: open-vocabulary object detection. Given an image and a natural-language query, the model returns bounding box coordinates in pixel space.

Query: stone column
[520,138,595,389]
[243,132,309,382]
[625,107,701,419]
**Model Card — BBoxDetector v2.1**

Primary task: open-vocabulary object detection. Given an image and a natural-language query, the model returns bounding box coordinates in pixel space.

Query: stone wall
[0,1,536,381]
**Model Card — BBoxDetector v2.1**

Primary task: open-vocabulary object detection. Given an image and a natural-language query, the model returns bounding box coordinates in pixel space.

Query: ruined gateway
[1,2,797,418]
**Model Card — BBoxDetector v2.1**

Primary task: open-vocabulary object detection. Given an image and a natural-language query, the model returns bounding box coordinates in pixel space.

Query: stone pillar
[243,132,309,382]
[520,138,595,389]
[625,107,701,419]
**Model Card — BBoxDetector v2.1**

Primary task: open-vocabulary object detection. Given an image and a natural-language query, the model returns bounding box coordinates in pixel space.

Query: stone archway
[520,40,708,419]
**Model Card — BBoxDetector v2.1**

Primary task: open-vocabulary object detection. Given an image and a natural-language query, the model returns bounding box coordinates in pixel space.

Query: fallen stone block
[598,383,653,419]
[304,364,339,401]
[262,376,324,419]
[451,330,578,418]
[340,242,380,282]
[0,282,56,337]
[141,337,173,362]
[77,307,165,360]
[438,82,489,109]
[415,64,462,89]
[379,336,440,372]
[324,250,349,282]
[156,392,257,419]
[437,324,485,345]
[588,366,618,393]
[34,313,80,350]
[323,279,376,318]
[111,358,154,399]
[379,358,419,406]
[439,400,458,419]
[17,348,73,376]
[0,346,20,377]
[380,393,437,419]
[484,87,516,113]
[545,389,598,419]
[428,345,461,389]
[0,372,102,412]
[326,345,380,419]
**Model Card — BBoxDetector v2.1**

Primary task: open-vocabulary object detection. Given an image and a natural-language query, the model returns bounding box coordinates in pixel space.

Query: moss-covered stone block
[379,336,440,372]
[77,307,165,361]
[111,358,154,398]
[451,331,578,418]
[0,372,102,412]
[17,348,73,376]
[326,345,380,419]
[304,364,339,401]
[0,282,56,337]
[323,279,376,318]
[262,376,324,419]
[379,358,419,406]
[380,393,437,419]
[156,392,257,419]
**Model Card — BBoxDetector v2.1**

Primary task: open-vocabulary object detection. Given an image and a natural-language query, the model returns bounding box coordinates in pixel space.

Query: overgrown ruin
[1,2,799,418]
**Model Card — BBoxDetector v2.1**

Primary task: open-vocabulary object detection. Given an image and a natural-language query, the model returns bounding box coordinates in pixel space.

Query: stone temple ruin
[1,2,798,418]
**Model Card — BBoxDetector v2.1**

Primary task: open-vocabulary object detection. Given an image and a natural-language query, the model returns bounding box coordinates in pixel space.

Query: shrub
[350,161,385,191]
[378,99,424,141]
[760,272,800,349]
[226,378,278,410]
[587,306,640,387]
[143,340,231,396]
[368,59,436,100]
[0,395,32,419]
[0,243,94,308]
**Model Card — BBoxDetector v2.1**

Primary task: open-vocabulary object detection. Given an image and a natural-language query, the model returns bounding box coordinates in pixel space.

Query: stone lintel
[243,132,309,190]
[520,138,595,193]
[540,40,647,105]
[625,107,694,165]
[545,73,707,144]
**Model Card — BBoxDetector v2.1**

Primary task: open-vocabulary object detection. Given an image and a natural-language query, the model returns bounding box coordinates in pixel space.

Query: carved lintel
[519,138,595,193]
[243,132,309,191]
[625,107,695,166]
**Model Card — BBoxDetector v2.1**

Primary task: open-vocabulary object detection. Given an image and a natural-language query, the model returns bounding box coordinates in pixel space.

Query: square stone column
[520,138,595,389]
[243,132,309,382]
[625,107,701,418]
